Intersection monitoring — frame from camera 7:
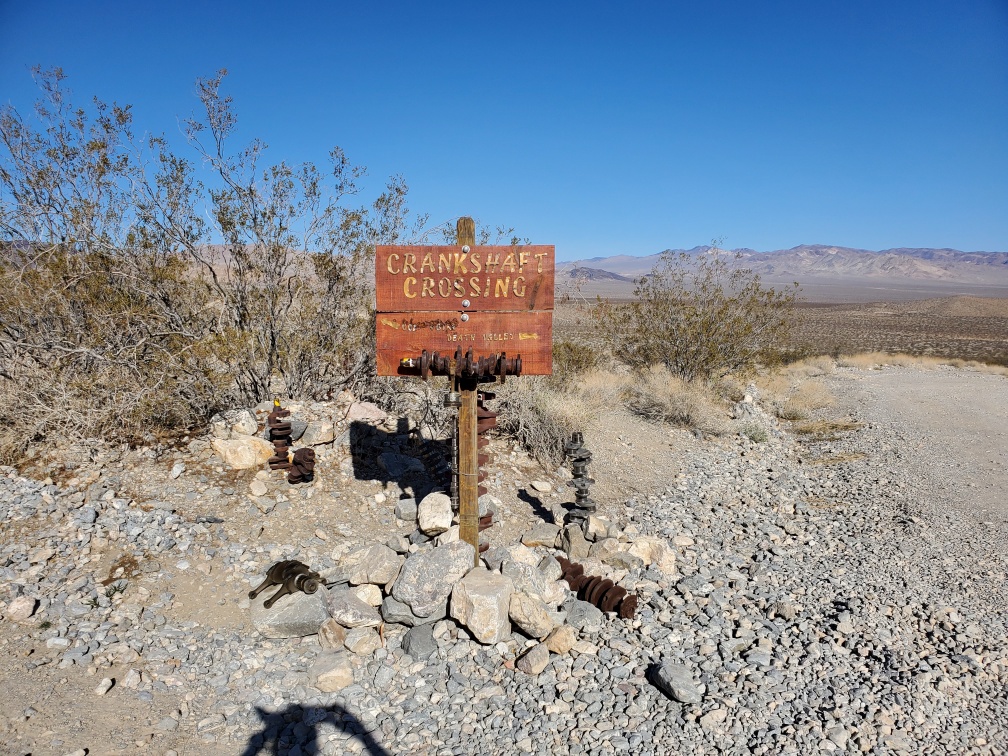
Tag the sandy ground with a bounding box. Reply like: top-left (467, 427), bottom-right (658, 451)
top-left (826, 366), bottom-right (1008, 520)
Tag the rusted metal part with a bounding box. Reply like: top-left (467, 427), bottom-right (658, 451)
top-left (564, 432), bottom-right (597, 530)
top-left (556, 556), bottom-right (638, 620)
top-left (267, 398), bottom-right (293, 470)
top-left (476, 391), bottom-right (497, 553)
top-left (288, 447), bottom-right (316, 484)
top-left (399, 347), bottom-right (522, 382)
top-left (248, 560), bottom-right (322, 608)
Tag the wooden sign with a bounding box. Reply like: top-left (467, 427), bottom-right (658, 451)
top-left (375, 244), bottom-right (554, 376)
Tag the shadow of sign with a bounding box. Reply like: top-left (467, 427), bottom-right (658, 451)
top-left (240, 703), bottom-right (392, 755)
top-left (347, 420), bottom-right (451, 502)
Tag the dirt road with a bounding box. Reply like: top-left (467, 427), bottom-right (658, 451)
top-left (828, 366), bottom-right (1008, 520)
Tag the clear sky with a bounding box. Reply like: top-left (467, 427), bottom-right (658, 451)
top-left (1, 0), bottom-right (1006, 260)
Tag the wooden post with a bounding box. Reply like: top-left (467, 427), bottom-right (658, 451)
top-left (456, 216), bottom-right (480, 566)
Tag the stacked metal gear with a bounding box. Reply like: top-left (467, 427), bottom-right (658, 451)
top-left (266, 399), bottom-right (293, 471)
top-left (476, 391), bottom-right (497, 553)
top-left (247, 559), bottom-right (322, 608)
top-left (288, 447), bottom-right (315, 484)
top-left (564, 432), bottom-right (596, 529)
top-left (403, 347), bottom-right (522, 382)
top-left (556, 556), bottom-right (638, 619)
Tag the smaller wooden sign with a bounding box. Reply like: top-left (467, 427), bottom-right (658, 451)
top-left (376, 311), bottom-right (553, 376)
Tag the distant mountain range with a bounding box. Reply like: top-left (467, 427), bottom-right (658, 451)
top-left (560, 245), bottom-right (1008, 303)
top-left (566, 245), bottom-right (1008, 282)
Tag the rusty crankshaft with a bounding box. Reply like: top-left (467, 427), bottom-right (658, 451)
top-left (556, 555), bottom-right (638, 619)
top-left (248, 560), bottom-right (321, 608)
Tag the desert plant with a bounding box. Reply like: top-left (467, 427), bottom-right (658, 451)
top-left (622, 364), bottom-right (728, 434)
top-left (739, 422), bottom-right (768, 443)
top-left (0, 68), bottom-right (420, 459)
top-left (601, 245), bottom-right (799, 382)
top-left (0, 68), bottom-right (228, 456)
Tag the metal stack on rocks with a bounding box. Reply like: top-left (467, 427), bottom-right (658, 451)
top-left (266, 398), bottom-right (293, 471)
top-left (564, 432), bottom-right (596, 530)
top-left (556, 555), bottom-right (638, 619)
top-left (476, 391), bottom-right (497, 553)
top-left (287, 447), bottom-right (315, 484)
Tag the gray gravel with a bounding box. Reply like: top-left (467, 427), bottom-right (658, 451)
top-left (1, 366), bottom-right (1006, 755)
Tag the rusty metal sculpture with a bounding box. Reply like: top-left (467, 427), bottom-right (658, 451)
top-left (288, 447), bottom-right (315, 484)
top-left (248, 560), bottom-right (322, 608)
top-left (564, 432), bottom-right (596, 530)
top-left (556, 555), bottom-right (638, 619)
top-left (267, 398), bottom-right (293, 471)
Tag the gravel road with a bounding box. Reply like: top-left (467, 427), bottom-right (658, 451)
top-left (828, 366), bottom-right (1008, 520)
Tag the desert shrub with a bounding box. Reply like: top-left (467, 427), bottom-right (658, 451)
top-left (494, 376), bottom-right (590, 465)
top-left (0, 68), bottom-right (418, 460)
top-left (739, 422), bottom-right (768, 443)
top-left (600, 246), bottom-right (799, 383)
top-left (622, 365), bottom-right (728, 435)
top-left (551, 339), bottom-right (603, 385)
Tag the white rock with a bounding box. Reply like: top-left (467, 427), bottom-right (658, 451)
top-left (434, 525), bottom-right (460, 546)
top-left (327, 589), bottom-right (382, 628)
top-left (392, 541), bottom-right (476, 618)
top-left (587, 516), bottom-right (611, 541)
top-left (340, 543), bottom-right (404, 587)
top-left (94, 677), bottom-right (114, 696)
top-left (530, 480), bottom-right (553, 493)
top-left (311, 652), bottom-right (355, 692)
top-left (169, 461), bottom-right (186, 479)
top-left (7, 595), bottom-right (37, 621)
top-left (351, 584), bottom-right (383, 607)
top-left (211, 437), bottom-right (274, 469)
top-left (628, 536), bottom-right (677, 573)
top-left (418, 492), bottom-right (453, 535)
top-left (344, 626), bottom-right (382, 655)
top-left (249, 480), bottom-right (268, 497)
top-left (509, 591), bottom-right (558, 639)
top-left (301, 420), bottom-right (336, 446)
top-left (450, 568), bottom-right (514, 645)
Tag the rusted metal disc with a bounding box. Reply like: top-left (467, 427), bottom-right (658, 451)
top-left (589, 578), bottom-right (614, 605)
top-left (568, 574), bottom-right (588, 592)
top-left (600, 585), bottom-right (627, 613)
top-left (618, 594), bottom-right (638, 619)
top-left (578, 576), bottom-right (601, 601)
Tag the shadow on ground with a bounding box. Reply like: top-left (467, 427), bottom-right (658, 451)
top-left (240, 703), bottom-right (391, 756)
top-left (347, 419), bottom-right (451, 500)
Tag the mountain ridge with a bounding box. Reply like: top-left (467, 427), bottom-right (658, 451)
top-left (564, 245), bottom-right (1008, 283)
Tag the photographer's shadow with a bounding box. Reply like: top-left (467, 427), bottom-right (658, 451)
top-left (240, 703), bottom-right (391, 756)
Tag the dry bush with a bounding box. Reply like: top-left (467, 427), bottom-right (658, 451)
top-left (622, 365), bottom-right (728, 435)
top-left (600, 246), bottom-right (800, 382)
top-left (0, 69), bottom-right (421, 460)
top-left (494, 376), bottom-right (592, 465)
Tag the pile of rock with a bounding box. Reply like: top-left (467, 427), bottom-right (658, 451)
top-left (248, 491), bottom-right (678, 688)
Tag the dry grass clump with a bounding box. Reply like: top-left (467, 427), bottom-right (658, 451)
top-left (756, 364), bottom-right (836, 422)
top-left (622, 365), bottom-right (729, 435)
top-left (837, 352), bottom-right (1008, 375)
top-left (793, 419), bottom-right (864, 441)
top-left (496, 363), bottom-right (733, 463)
top-left (806, 452), bottom-right (867, 466)
top-left (494, 376), bottom-right (594, 466)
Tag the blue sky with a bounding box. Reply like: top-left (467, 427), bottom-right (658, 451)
top-left (1, 0), bottom-right (1006, 260)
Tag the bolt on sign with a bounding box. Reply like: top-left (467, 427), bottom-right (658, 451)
top-left (375, 243), bottom-right (555, 375)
